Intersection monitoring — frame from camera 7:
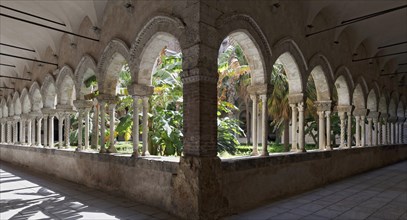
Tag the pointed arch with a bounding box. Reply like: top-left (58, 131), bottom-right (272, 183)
top-left (56, 65), bottom-right (76, 105)
top-left (272, 37), bottom-right (307, 95)
top-left (366, 89), bottom-right (378, 112)
top-left (7, 95), bottom-right (14, 116)
top-left (13, 91), bottom-right (22, 115)
top-left (1, 97), bottom-right (8, 118)
top-left (20, 88), bottom-right (31, 114)
top-left (378, 90), bottom-right (388, 115)
top-left (216, 13), bottom-right (272, 85)
top-left (129, 14), bottom-right (186, 85)
top-left (41, 74), bottom-right (57, 109)
top-left (397, 100), bottom-right (405, 118)
top-left (307, 53), bottom-right (334, 101)
top-left (97, 39), bottom-right (130, 95)
top-left (353, 84), bottom-right (366, 109)
top-left (75, 55), bottom-right (98, 100)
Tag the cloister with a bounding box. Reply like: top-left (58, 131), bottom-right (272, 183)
top-left (0, 1), bottom-right (406, 219)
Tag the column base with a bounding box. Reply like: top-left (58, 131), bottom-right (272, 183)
top-left (107, 145), bottom-right (117, 153)
top-left (251, 150), bottom-right (259, 156)
top-left (75, 147), bottom-right (82, 152)
top-left (261, 151), bottom-right (269, 156)
top-left (99, 147), bottom-right (107, 153)
top-left (131, 151), bottom-right (139, 158)
top-left (326, 146), bottom-right (333, 150)
top-left (30, 144), bottom-right (36, 147)
top-left (142, 151), bottom-right (150, 156)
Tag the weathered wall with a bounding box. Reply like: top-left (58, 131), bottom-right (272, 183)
top-left (0, 144), bottom-right (178, 213)
top-left (221, 145), bottom-right (407, 216)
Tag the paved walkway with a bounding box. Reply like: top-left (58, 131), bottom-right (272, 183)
top-left (0, 161), bottom-right (175, 220)
top-left (227, 161), bottom-right (407, 220)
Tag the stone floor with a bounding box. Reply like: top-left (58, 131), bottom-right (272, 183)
top-left (0, 161), bottom-right (175, 220)
top-left (227, 160), bottom-right (407, 220)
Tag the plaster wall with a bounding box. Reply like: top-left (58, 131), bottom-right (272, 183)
top-left (0, 144), bottom-right (178, 213)
top-left (221, 145), bottom-right (407, 215)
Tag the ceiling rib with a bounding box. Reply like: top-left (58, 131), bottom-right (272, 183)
top-left (378, 41), bottom-right (407, 49)
top-left (0, 63), bottom-right (16, 68)
top-left (352, 51), bottom-right (407, 62)
top-left (0, 42), bottom-right (35, 52)
top-left (0, 52), bottom-right (58, 66)
top-left (0, 75), bottom-right (31, 81)
top-left (0, 5), bottom-right (66, 26)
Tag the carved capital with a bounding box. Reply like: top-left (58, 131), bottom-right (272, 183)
top-left (353, 108), bottom-right (368, 117)
top-left (288, 93), bottom-right (304, 104)
top-left (127, 83), bottom-right (154, 96)
top-left (314, 101), bottom-right (332, 111)
top-left (247, 84), bottom-right (270, 95)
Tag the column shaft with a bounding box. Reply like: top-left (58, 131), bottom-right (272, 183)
top-left (361, 116), bottom-right (365, 147)
top-left (43, 116), bottom-right (48, 147)
top-left (326, 111), bottom-right (332, 150)
top-left (318, 111), bottom-right (325, 150)
top-left (49, 116), bottom-right (54, 148)
top-left (347, 112), bottom-right (352, 148)
top-left (355, 116), bottom-right (360, 147)
top-left (132, 96), bottom-right (140, 157)
top-left (142, 97), bottom-right (150, 156)
top-left (37, 117), bottom-right (42, 146)
top-left (27, 119), bottom-right (32, 146)
top-left (58, 115), bottom-right (64, 149)
top-left (19, 119), bottom-right (23, 144)
top-left (298, 102), bottom-right (305, 152)
top-left (77, 111), bottom-right (83, 150)
top-left (260, 95), bottom-right (268, 156)
top-left (339, 112), bottom-right (346, 148)
top-left (108, 104), bottom-right (117, 153)
top-left (31, 119), bottom-right (35, 146)
top-left (251, 95), bottom-right (258, 155)
top-left (367, 118), bottom-right (372, 146)
top-left (84, 110), bottom-right (90, 149)
top-left (65, 114), bottom-right (70, 147)
top-left (290, 103), bottom-right (298, 152)
top-left (100, 102), bottom-right (106, 153)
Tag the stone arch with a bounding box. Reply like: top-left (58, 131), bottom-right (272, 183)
top-left (272, 37), bottom-right (307, 95)
top-left (13, 92), bottom-right (22, 116)
top-left (56, 65), bottom-right (76, 106)
top-left (353, 84), bottom-right (366, 109)
top-left (97, 39), bottom-right (130, 95)
top-left (75, 55), bottom-right (98, 100)
top-left (367, 89), bottom-right (378, 112)
top-left (389, 98), bottom-right (397, 118)
top-left (129, 14), bottom-right (186, 85)
top-left (1, 98), bottom-right (7, 118)
top-left (41, 74), bottom-right (57, 109)
top-left (334, 74), bottom-right (351, 106)
top-left (7, 95), bottom-right (14, 116)
top-left (378, 91), bottom-right (388, 115)
top-left (307, 53), bottom-right (334, 101)
top-left (216, 13), bottom-right (272, 85)
top-left (397, 100), bottom-right (404, 118)
top-left (29, 82), bottom-right (43, 112)
top-left (20, 88), bottom-right (31, 114)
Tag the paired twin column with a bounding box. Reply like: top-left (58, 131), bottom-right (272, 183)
top-left (250, 93), bottom-right (269, 156)
top-left (315, 101), bottom-right (332, 150)
top-left (290, 102), bottom-right (305, 152)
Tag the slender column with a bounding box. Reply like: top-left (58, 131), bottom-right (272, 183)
top-left (373, 118), bottom-right (379, 146)
top-left (19, 119), bottom-right (23, 144)
top-left (84, 110), bottom-right (90, 149)
top-left (325, 111), bottom-right (332, 150)
top-left (13, 120), bottom-right (17, 144)
top-left (65, 114), bottom-right (70, 148)
top-left (142, 97), bottom-right (150, 156)
top-left (58, 113), bottom-right (64, 149)
top-left (399, 123), bottom-right (403, 144)
top-left (318, 111), bottom-right (325, 150)
top-left (132, 96), bottom-right (140, 157)
top-left (49, 115), bottom-right (54, 148)
top-left (99, 101), bottom-right (106, 153)
top-left (0, 122), bottom-right (4, 143)
top-left (27, 119), bottom-right (32, 146)
top-left (43, 115), bottom-right (48, 147)
top-left (383, 120), bottom-right (387, 145)
top-left (298, 102), bottom-right (305, 152)
top-left (355, 116), bottom-right (360, 147)
top-left (36, 117), bottom-right (42, 147)
top-left (91, 101), bottom-right (99, 148)
top-left (290, 103), bottom-right (298, 152)
top-left (77, 111), bottom-right (83, 151)
top-left (260, 94), bottom-right (268, 156)
top-left (367, 118), bottom-right (372, 146)
top-left (250, 94), bottom-right (258, 155)
top-left (108, 103), bottom-right (117, 153)
top-left (7, 121), bottom-right (11, 143)
top-left (31, 117), bottom-right (37, 146)
top-left (397, 123), bottom-right (401, 144)
top-left (347, 111), bottom-right (352, 148)
top-left (339, 111), bottom-right (346, 148)
top-left (390, 123), bottom-right (394, 144)
top-left (361, 116), bottom-right (366, 147)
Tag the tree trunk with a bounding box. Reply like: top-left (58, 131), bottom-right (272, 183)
top-left (284, 119), bottom-right (289, 152)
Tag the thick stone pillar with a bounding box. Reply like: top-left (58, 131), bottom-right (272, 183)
top-left (142, 96), bottom-right (150, 156)
top-left (260, 94), bottom-right (268, 156)
top-left (58, 113), bottom-right (65, 149)
top-left (250, 94), bottom-right (258, 155)
top-left (64, 114), bottom-right (70, 148)
top-left (36, 116), bottom-right (42, 147)
top-left (43, 115), bottom-right (48, 147)
top-left (318, 111), bottom-right (325, 150)
top-left (77, 110), bottom-right (83, 151)
top-left (361, 116), bottom-right (365, 147)
top-left (49, 115), bottom-right (54, 148)
top-left (84, 110), bottom-right (90, 149)
top-left (99, 101), bottom-right (106, 153)
top-left (355, 116), bottom-right (360, 147)
top-left (132, 96), bottom-right (140, 157)
top-left (27, 119), bottom-right (32, 146)
top-left (298, 102), bottom-right (305, 152)
top-left (325, 111), bottom-right (332, 150)
top-left (367, 118), bottom-right (372, 146)
top-left (338, 111), bottom-right (346, 148)
top-left (107, 103), bottom-right (117, 153)
top-left (347, 111), bottom-right (352, 147)
top-left (290, 103), bottom-right (298, 152)
top-left (91, 100), bottom-right (99, 148)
